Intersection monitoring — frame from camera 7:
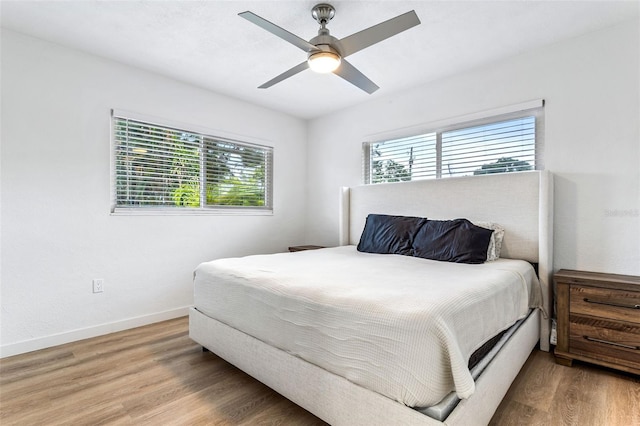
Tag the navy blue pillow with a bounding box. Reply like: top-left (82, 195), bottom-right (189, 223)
top-left (412, 219), bottom-right (494, 264)
top-left (357, 214), bottom-right (427, 255)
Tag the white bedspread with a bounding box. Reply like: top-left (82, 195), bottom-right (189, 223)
top-left (193, 245), bottom-right (541, 407)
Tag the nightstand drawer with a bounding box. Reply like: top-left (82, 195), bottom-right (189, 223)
top-left (569, 317), bottom-right (640, 369)
top-left (570, 286), bottom-right (640, 324)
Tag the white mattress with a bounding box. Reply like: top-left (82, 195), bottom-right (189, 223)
top-left (193, 245), bottom-right (542, 407)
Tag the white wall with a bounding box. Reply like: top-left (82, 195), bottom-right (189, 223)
top-left (0, 30), bottom-right (308, 356)
top-left (2, 18), bottom-right (639, 358)
top-left (306, 19), bottom-right (640, 276)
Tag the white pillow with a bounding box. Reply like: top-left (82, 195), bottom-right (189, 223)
top-left (474, 222), bottom-right (505, 261)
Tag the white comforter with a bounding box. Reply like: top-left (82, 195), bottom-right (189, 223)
top-left (193, 245), bottom-right (541, 407)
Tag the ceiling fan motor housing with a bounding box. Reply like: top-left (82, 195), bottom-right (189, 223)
top-left (308, 27), bottom-right (342, 73)
top-left (309, 30), bottom-right (343, 57)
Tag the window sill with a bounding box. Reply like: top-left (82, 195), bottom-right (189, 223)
top-left (110, 207), bottom-right (273, 216)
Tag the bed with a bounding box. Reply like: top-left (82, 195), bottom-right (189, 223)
top-left (189, 170), bottom-right (553, 425)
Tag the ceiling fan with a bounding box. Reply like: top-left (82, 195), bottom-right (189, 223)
top-left (239, 3), bottom-right (420, 94)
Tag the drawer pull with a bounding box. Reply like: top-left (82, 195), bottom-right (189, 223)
top-left (583, 336), bottom-right (640, 350)
top-left (583, 297), bottom-right (640, 310)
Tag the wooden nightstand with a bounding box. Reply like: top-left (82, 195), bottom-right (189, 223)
top-left (288, 245), bottom-right (325, 252)
top-left (554, 269), bottom-right (640, 375)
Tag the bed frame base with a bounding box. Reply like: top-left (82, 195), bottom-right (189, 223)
top-left (190, 307), bottom-right (540, 425)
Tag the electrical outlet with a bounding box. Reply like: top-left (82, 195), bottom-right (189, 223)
top-left (93, 279), bottom-right (104, 293)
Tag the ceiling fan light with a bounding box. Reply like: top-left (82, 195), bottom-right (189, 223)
top-left (308, 51), bottom-right (341, 73)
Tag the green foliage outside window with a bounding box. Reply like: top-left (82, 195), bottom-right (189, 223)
top-left (371, 159), bottom-right (411, 183)
top-left (370, 143), bottom-right (413, 183)
top-left (473, 157), bottom-right (533, 175)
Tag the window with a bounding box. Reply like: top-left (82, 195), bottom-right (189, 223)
top-left (363, 103), bottom-right (543, 184)
top-left (112, 111), bottom-right (273, 213)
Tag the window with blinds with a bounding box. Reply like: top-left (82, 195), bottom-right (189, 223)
top-left (363, 107), bottom-right (542, 184)
top-left (112, 112), bottom-right (273, 213)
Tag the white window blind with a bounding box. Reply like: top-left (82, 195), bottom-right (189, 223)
top-left (113, 112), bottom-right (273, 213)
top-left (441, 116), bottom-right (535, 177)
top-left (365, 133), bottom-right (437, 183)
top-left (363, 104), bottom-right (542, 184)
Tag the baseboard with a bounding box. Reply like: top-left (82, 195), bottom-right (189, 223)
top-left (0, 306), bottom-right (191, 358)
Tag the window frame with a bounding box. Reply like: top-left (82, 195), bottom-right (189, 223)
top-left (110, 109), bottom-right (274, 216)
top-left (363, 100), bottom-right (544, 184)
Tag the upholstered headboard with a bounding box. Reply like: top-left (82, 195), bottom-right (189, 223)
top-left (338, 170), bottom-right (554, 350)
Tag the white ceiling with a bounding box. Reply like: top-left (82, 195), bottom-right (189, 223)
top-left (1, 1), bottom-right (638, 119)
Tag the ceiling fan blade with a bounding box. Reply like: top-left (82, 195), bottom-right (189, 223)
top-left (258, 61), bottom-right (310, 89)
top-left (239, 11), bottom-right (318, 53)
top-left (338, 10), bottom-right (420, 58)
top-left (333, 59), bottom-right (379, 94)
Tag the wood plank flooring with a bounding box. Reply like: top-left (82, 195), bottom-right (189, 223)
top-left (490, 340), bottom-right (640, 426)
top-left (1, 317), bottom-right (638, 425)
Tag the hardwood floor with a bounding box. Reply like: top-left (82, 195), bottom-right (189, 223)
top-left (1, 317), bottom-right (638, 425)
top-left (490, 344), bottom-right (640, 426)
